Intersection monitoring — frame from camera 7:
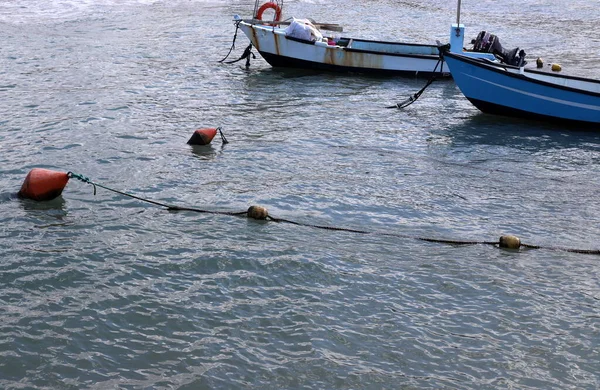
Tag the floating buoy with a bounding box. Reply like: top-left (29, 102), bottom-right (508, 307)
top-left (551, 63), bottom-right (562, 72)
top-left (247, 205), bottom-right (268, 220)
top-left (536, 57), bottom-right (544, 68)
top-left (499, 235), bottom-right (521, 249)
top-left (18, 168), bottom-right (69, 201)
top-left (187, 128), bottom-right (217, 145)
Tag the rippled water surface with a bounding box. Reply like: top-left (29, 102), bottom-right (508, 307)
top-left (1, 0), bottom-right (600, 388)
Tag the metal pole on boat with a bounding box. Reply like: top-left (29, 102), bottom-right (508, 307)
top-left (455, 0), bottom-right (461, 36)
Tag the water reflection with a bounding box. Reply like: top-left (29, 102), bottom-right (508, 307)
top-left (434, 114), bottom-right (600, 151)
top-left (18, 195), bottom-right (67, 212)
top-left (0, 191), bottom-right (19, 203)
top-left (15, 194), bottom-right (69, 226)
top-left (189, 144), bottom-right (222, 160)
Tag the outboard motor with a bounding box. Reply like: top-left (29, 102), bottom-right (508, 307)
top-left (471, 31), bottom-right (527, 67)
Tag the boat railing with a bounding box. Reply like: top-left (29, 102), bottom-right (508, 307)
top-left (242, 18), bottom-right (343, 32)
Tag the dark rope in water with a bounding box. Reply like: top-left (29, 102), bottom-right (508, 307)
top-left (66, 172), bottom-right (600, 256)
top-left (218, 20), bottom-right (242, 63)
top-left (223, 44), bottom-right (256, 67)
top-left (387, 57), bottom-right (443, 109)
top-left (217, 19), bottom-right (255, 67)
top-left (218, 127), bottom-right (229, 144)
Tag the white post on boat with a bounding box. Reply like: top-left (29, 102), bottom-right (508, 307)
top-left (450, 0), bottom-right (465, 53)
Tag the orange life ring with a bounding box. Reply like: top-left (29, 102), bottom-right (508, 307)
top-left (255, 2), bottom-right (282, 23)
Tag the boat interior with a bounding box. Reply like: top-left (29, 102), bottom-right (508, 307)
top-left (486, 60), bottom-right (600, 94)
top-left (243, 20), bottom-right (441, 56)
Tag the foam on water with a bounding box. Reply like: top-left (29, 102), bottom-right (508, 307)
top-left (0, 0), bottom-right (219, 24)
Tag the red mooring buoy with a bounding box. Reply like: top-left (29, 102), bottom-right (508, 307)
top-left (187, 128), bottom-right (218, 145)
top-left (18, 168), bottom-right (70, 201)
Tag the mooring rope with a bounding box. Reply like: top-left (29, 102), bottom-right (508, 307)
top-left (218, 18), bottom-right (255, 67)
top-left (218, 127), bottom-right (229, 144)
top-left (387, 57), bottom-right (443, 109)
top-left (66, 172), bottom-right (600, 256)
top-left (224, 44), bottom-right (256, 67)
top-left (67, 172), bottom-right (244, 216)
top-left (218, 20), bottom-right (242, 63)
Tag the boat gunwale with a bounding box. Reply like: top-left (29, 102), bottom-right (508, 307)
top-left (343, 46), bottom-right (440, 60)
top-left (334, 37), bottom-right (443, 50)
top-left (241, 21), bottom-right (444, 51)
top-left (282, 35), bottom-right (441, 60)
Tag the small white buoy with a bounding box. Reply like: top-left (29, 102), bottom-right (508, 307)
top-left (499, 235), bottom-right (521, 249)
top-left (247, 205), bottom-right (268, 220)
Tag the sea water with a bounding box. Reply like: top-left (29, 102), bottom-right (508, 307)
top-left (1, 0), bottom-right (599, 388)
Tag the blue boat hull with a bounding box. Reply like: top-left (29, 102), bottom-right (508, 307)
top-left (444, 52), bottom-right (600, 127)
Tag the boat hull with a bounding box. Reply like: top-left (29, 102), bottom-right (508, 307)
top-left (444, 52), bottom-right (600, 127)
top-left (238, 22), bottom-right (449, 77)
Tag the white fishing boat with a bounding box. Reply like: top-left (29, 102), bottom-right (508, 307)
top-left (229, 0), bottom-right (502, 77)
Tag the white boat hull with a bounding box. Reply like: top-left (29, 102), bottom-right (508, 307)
top-left (238, 21), bottom-right (450, 77)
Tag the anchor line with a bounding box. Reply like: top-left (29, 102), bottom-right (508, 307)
top-left (66, 172), bottom-right (600, 256)
top-left (218, 19), bottom-right (255, 67)
top-left (224, 43), bottom-right (256, 67)
top-left (218, 127), bottom-right (229, 144)
top-left (218, 20), bottom-right (242, 63)
top-left (387, 57), bottom-right (443, 109)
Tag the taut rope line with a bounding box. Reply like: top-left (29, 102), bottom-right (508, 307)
top-left (67, 172), bottom-right (600, 256)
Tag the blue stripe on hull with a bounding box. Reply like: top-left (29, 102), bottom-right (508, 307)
top-left (259, 51), bottom-right (450, 78)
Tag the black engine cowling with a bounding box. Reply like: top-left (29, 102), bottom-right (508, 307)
top-left (471, 31), bottom-right (527, 67)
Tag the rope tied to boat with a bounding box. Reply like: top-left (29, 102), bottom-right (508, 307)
top-left (65, 172), bottom-right (600, 256)
top-left (218, 20), bottom-right (242, 63)
top-left (387, 56), bottom-right (443, 109)
top-left (224, 44), bottom-right (256, 67)
top-left (219, 17), bottom-right (255, 67)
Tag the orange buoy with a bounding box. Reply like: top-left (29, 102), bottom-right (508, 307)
top-left (18, 168), bottom-right (69, 201)
top-left (187, 128), bottom-right (217, 145)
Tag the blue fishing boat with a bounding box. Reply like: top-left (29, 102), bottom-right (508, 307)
top-left (442, 50), bottom-right (600, 127)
